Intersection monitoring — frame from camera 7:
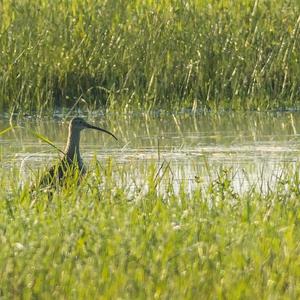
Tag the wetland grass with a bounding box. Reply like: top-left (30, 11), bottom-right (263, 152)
top-left (0, 0), bottom-right (299, 114)
top-left (1, 0), bottom-right (300, 297)
top-left (0, 160), bottom-right (300, 298)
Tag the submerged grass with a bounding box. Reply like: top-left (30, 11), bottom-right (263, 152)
top-left (0, 0), bottom-right (300, 114)
top-left (1, 160), bottom-right (300, 298)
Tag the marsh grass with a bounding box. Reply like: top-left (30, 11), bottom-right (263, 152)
top-left (0, 0), bottom-right (300, 114)
top-left (1, 159), bottom-right (300, 298)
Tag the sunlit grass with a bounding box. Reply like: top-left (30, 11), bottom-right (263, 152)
top-left (1, 160), bottom-right (300, 298)
top-left (1, 0), bottom-right (300, 297)
top-left (0, 0), bottom-right (299, 114)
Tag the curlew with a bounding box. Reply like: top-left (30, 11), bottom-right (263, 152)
top-left (37, 117), bottom-right (117, 188)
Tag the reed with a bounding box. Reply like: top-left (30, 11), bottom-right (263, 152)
top-left (0, 160), bottom-right (300, 298)
top-left (0, 0), bottom-right (299, 113)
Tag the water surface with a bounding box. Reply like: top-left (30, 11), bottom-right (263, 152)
top-left (1, 111), bottom-right (300, 193)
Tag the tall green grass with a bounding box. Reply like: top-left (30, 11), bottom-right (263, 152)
top-left (0, 0), bottom-right (299, 113)
top-left (1, 160), bottom-right (300, 298)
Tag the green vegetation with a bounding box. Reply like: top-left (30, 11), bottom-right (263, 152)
top-left (1, 0), bottom-right (300, 298)
top-left (0, 161), bottom-right (300, 298)
top-left (0, 0), bottom-right (299, 113)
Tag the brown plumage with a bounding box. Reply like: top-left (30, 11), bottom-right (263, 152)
top-left (37, 117), bottom-right (117, 188)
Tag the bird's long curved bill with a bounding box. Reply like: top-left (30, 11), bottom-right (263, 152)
top-left (86, 123), bottom-right (118, 140)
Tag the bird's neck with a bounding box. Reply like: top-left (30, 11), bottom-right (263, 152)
top-left (64, 128), bottom-right (82, 163)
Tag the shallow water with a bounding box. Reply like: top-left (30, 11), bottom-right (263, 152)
top-left (1, 111), bottom-right (300, 193)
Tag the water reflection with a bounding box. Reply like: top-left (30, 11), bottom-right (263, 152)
top-left (0, 111), bottom-right (299, 193)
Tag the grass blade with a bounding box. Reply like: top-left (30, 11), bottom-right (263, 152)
top-left (30, 131), bottom-right (65, 155)
top-left (0, 126), bottom-right (14, 136)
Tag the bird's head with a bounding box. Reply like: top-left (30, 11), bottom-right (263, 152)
top-left (69, 117), bottom-right (118, 140)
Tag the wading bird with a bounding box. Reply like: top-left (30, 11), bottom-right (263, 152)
top-left (37, 117), bottom-right (117, 188)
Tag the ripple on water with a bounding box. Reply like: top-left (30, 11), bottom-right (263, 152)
top-left (1, 111), bottom-right (300, 194)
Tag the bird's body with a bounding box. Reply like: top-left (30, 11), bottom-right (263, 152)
top-left (37, 117), bottom-right (117, 188)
